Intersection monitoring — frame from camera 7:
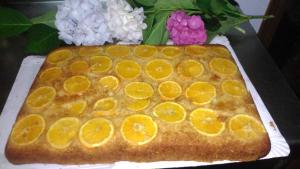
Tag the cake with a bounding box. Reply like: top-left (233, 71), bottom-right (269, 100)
top-left (5, 45), bottom-right (270, 164)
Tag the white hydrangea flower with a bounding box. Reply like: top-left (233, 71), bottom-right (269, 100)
top-left (55, 0), bottom-right (112, 46)
top-left (105, 0), bottom-right (147, 44)
top-left (55, 0), bottom-right (146, 45)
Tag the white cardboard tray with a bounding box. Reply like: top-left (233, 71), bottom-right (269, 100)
top-left (0, 36), bottom-right (290, 169)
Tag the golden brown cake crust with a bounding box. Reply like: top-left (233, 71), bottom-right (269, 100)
top-left (5, 44), bottom-right (271, 164)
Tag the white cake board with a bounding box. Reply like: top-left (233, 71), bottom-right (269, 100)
top-left (0, 36), bottom-right (290, 169)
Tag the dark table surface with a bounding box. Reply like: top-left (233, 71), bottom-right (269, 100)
top-left (1, 1), bottom-right (300, 169)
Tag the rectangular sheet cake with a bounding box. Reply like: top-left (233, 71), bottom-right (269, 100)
top-left (5, 45), bottom-right (270, 164)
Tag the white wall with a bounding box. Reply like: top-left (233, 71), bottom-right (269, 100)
top-left (236, 0), bottom-right (270, 32)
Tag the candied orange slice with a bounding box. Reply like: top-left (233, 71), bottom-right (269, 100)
top-left (63, 75), bottom-right (91, 94)
top-left (186, 82), bottom-right (216, 105)
top-left (210, 46), bottom-right (231, 57)
top-left (125, 82), bottom-right (154, 99)
top-left (89, 55), bottom-right (108, 65)
top-left (185, 45), bottom-right (207, 56)
top-left (177, 59), bottom-right (204, 78)
top-left (10, 114), bottom-right (45, 145)
top-left (190, 108), bottom-right (225, 136)
top-left (78, 46), bottom-right (102, 57)
top-left (26, 86), bottom-right (56, 108)
top-left (121, 114), bottom-right (157, 145)
top-left (39, 67), bottom-right (62, 82)
top-left (209, 58), bottom-right (237, 75)
top-left (115, 60), bottom-right (141, 79)
top-left (158, 81), bottom-right (182, 100)
top-left (153, 102), bottom-right (186, 123)
top-left (229, 114), bottom-right (266, 140)
top-left (69, 60), bottom-right (89, 74)
top-left (222, 80), bottom-right (247, 96)
top-left (93, 97), bottom-right (117, 111)
top-left (161, 46), bottom-right (182, 58)
top-left (134, 45), bottom-right (157, 58)
top-left (97, 76), bottom-right (119, 91)
top-left (47, 117), bottom-right (80, 149)
top-left (79, 118), bottom-right (114, 148)
top-left (92, 97), bottom-right (117, 116)
top-left (145, 59), bottom-right (173, 80)
top-left (63, 100), bottom-right (87, 115)
top-left (90, 56), bottom-right (112, 73)
top-left (127, 99), bottom-right (150, 111)
top-left (106, 45), bottom-right (130, 57)
top-left (47, 49), bottom-right (72, 65)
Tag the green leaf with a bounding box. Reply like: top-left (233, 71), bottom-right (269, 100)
top-left (154, 0), bottom-right (198, 10)
top-left (143, 13), bottom-right (155, 41)
top-left (207, 30), bottom-right (218, 42)
top-left (0, 7), bottom-right (32, 37)
top-left (203, 16), bottom-right (221, 32)
top-left (143, 11), bottom-right (170, 44)
top-left (218, 16), bottom-right (248, 34)
top-left (161, 29), bottom-right (169, 44)
top-left (31, 10), bottom-right (56, 29)
top-left (209, 0), bottom-right (225, 14)
top-left (206, 15), bottom-right (248, 42)
top-left (195, 0), bottom-right (239, 15)
top-left (195, 0), bottom-right (211, 13)
top-left (25, 24), bottom-right (61, 54)
top-left (135, 0), bottom-right (157, 7)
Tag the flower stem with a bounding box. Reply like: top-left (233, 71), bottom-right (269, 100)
top-left (248, 15), bottom-right (274, 20)
top-left (144, 8), bottom-right (202, 14)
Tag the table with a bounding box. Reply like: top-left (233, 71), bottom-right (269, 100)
top-left (1, 1), bottom-right (300, 168)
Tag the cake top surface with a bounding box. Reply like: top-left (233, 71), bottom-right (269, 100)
top-left (6, 45), bottom-right (269, 164)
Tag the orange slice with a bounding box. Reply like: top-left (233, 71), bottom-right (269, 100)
top-left (79, 118), bottom-right (114, 148)
top-left (63, 75), bottom-right (91, 94)
top-left (106, 45), bottom-right (130, 57)
top-left (185, 45), bottom-right (207, 56)
top-left (89, 55), bottom-right (108, 65)
top-left (93, 97), bottom-right (117, 111)
top-left (127, 99), bottom-right (150, 111)
top-left (115, 60), bottom-right (141, 79)
top-left (222, 80), bottom-right (247, 96)
top-left (185, 82), bottom-right (216, 105)
top-left (90, 56), bottom-right (112, 73)
top-left (158, 81), bottom-right (182, 100)
top-left (63, 100), bottom-right (87, 115)
top-left (125, 82), bottom-right (154, 99)
top-left (153, 102), bottom-right (186, 123)
top-left (209, 46), bottom-right (231, 57)
top-left (92, 97), bottom-right (117, 116)
top-left (78, 46), bottom-right (102, 57)
top-left (10, 114), bottom-right (45, 145)
top-left (121, 114), bottom-right (157, 145)
top-left (97, 76), bottom-right (119, 91)
top-left (145, 59), bottom-right (173, 80)
top-left (69, 60), bottom-right (89, 74)
top-left (134, 45), bottom-right (157, 58)
top-left (47, 117), bottom-right (80, 149)
top-left (39, 67), bottom-right (62, 82)
top-left (190, 108), bottom-right (225, 136)
top-left (209, 58), bottom-right (237, 75)
top-left (47, 49), bottom-right (72, 65)
top-left (177, 60), bottom-right (204, 78)
top-left (229, 114), bottom-right (266, 141)
top-left (161, 46), bottom-right (182, 58)
top-left (26, 86), bottom-right (56, 108)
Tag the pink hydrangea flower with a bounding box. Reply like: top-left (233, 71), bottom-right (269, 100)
top-left (166, 11), bottom-right (207, 45)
